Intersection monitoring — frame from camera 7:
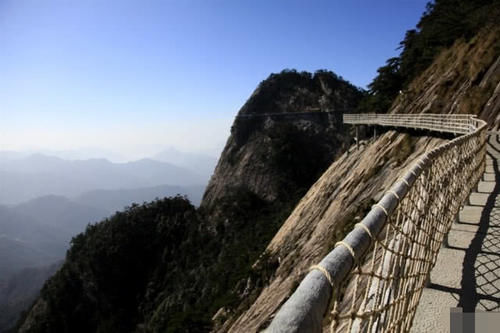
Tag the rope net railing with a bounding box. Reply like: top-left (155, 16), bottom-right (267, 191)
top-left (267, 114), bottom-right (488, 333)
top-left (329, 119), bottom-right (486, 332)
top-left (343, 113), bottom-right (477, 134)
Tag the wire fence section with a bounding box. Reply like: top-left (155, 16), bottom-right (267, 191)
top-left (267, 114), bottom-right (487, 333)
top-left (343, 113), bottom-right (477, 134)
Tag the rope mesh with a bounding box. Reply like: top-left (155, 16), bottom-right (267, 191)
top-left (327, 115), bottom-right (487, 332)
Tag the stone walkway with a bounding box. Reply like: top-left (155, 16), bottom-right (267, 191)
top-left (412, 134), bottom-right (500, 332)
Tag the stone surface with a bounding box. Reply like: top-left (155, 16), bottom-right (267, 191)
top-left (459, 206), bottom-right (483, 224)
top-left (478, 181), bottom-right (496, 193)
top-left (447, 228), bottom-right (478, 249)
top-left (484, 173), bottom-right (495, 181)
top-left (412, 289), bottom-right (458, 333)
top-left (469, 192), bottom-right (490, 206)
top-left (412, 135), bottom-right (500, 332)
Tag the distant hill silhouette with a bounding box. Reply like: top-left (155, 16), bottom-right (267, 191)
top-left (12, 195), bottom-right (109, 234)
top-left (0, 197), bottom-right (106, 278)
top-left (0, 262), bottom-right (61, 333)
top-left (74, 184), bottom-right (205, 212)
top-left (153, 147), bottom-right (218, 181)
top-left (0, 154), bottom-right (205, 204)
top-left (0, 185), bottom-right (204, 279)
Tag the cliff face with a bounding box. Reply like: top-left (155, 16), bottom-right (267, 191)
top-left (196, 71), bottom-right (362, 331)
top-left (202, 112), bottom-right (343, 208)
top-left (202, 70), bottom-right (362, 209)
top-left (222, 27), bottom-right (500, 332)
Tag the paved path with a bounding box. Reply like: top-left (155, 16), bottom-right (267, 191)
top-left (412, 134), bottom-right (500, 332)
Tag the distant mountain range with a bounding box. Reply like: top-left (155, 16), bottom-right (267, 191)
top-left (0, 197), bottom-right (106, 277)
top-left (0, 151), bottom-right (208, 277)
top-left (0, 185), bottom-right (205, 278)
top-left (74, 184), bottom-right (204, 213)
top-left (152, 147), bottom-right (218, 181)
top-left (0, 153), bottom-right (208, 205)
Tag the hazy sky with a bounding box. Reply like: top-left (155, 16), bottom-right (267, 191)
top-left (0, 0), bottom-right (428, 160)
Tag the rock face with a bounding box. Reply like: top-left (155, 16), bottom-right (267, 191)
top-left (202, 70), bottom-right (363, 210)
top-left (218, 132), bottom-right (445, 332)
top-left (197, 70), bottom-right (363, 330)
top-left (390, 27), bottom-right (500, 128)
top-left (220, 27), bottom-right (500, 333)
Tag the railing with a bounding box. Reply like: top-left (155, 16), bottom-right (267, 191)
top-left (343, 113), bottom-right (479, 134)
top-left (267, 114), bottom-right (488, 332)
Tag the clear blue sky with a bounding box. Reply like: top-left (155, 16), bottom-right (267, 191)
top-left (0, 0), bottom-right (428, 160)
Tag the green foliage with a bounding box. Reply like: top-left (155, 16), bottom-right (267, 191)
top-left (359, 57), bottom-right (403, 113)
top-left (19, 190), bottom-right (299, 333)
top-left (361, 0), bottom-right (500, 113)
top-left (19, 197), bottom-right (200, 333)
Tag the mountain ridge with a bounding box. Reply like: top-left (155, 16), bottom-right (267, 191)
top-left (0, 154), bottom-right (205, 204)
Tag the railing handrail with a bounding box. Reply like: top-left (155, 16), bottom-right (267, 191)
top-left (343, 113), bottom-right (477, 135)
top-left (267, 113), bottom-right (488, 333)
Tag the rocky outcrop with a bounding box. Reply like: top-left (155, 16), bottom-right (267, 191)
top-left (201, 70), bottom-right (363, 210)
top-left (197, 71), bottom-right (363, 330)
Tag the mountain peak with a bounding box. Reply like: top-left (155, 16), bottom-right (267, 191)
top-left (239, 69), bottom-right (362, 116)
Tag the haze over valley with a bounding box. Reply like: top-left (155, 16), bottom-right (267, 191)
top-left (0, 147), bottom-right (212, 272)
top-left (0, 148), bottom-right (213, 331)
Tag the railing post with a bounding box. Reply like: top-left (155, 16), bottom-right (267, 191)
top-left (442, 230), bottom-right (449, 248)
top-left (356, 125), bottom-right (359, 150)
top-left (425, 272), bottom-right (431, 287)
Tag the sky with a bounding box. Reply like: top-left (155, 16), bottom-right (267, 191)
top-left (0, 0), bottom-right (428, 161)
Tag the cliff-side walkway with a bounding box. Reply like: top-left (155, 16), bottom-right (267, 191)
top-left (412, 133), bottom-right (500, 332)
top-left (268, 114), bottom-right (489, 333)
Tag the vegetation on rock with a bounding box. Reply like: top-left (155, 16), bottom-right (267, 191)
top-left (359, 0), bottom-right (500, 113)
